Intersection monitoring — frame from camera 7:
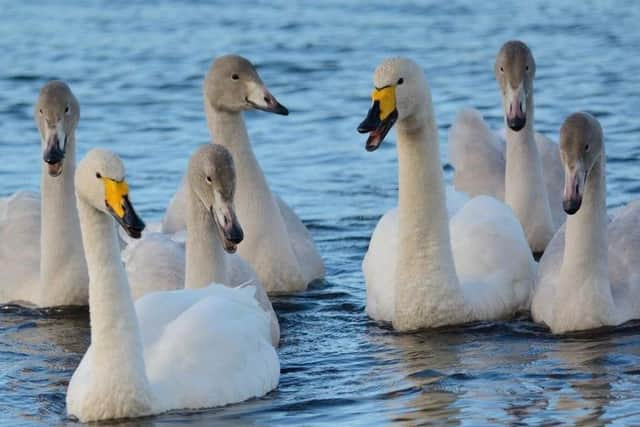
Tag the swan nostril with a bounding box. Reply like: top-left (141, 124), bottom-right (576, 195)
top-left (224, 216), bottom-right (229, 226)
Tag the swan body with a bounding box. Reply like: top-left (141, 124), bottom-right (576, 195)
top-left (449, 41), bottom-right (564, 254)
top-left (124, 145), bottom-right (280, 344)
top-left (162, 55), bottom-right (324, 293)
top-left (531, 113), bottom-right (640, 333)
top-left (67, 149), bottom-right (279, 422)
top-left (358, 58), bottom-right (536, 331)
top-left (0, 81), bottom-right (88, 307)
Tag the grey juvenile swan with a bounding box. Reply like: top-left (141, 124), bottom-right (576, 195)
top-left (449, 40), bottom-right (565, 255)
top-left (162, 55), bottom-right (324, 293)
top-left (532, 113), bottom-right (640, 334)
top-left (0, 81), bottom-right (88, 306)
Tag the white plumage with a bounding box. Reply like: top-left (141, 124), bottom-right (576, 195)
top-left (66, 148), bottom-right (279, 422)
top-left (360, 58), bottom-right (536, 331)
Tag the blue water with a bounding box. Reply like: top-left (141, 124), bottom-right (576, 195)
top-left (1, 0), bottom-right (640, 425)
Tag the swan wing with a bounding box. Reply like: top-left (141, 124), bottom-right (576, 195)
top-left (139, 285), bottom-right (279, 412)
top-left (0, 191), bottom-right (41, 303)
top-left (363, 208), bottom-right (398, 322)
top-left (122, 232), bottom-right (185, 300)
top-left (275, 195), bottom-right (324, 283)
top-left (448, 108), bottom-right (506, 201)
top-left (228, 254), bottom-right (280, 346)
top-left (530, 222), bottom-right (566, 325)
top-left (608, 201), bottom-right (640, 316)
top-left (161, 177), bottom-right (188, 234)
top-left (450, 196), bottom-right (536, 320)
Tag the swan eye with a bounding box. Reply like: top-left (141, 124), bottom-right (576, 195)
top-left (231, 74), bottom-right (239, 80)
top-left (39, 108), bottom-right (43, 115)
top-left (585, 144), bottom-right (590, 152)
top-left (65, 106), bottom-right (70, 114)
top-left (397, 78), bottom-right (404, 85)
top-left (95, 172), bottom-right (102, 179)
top-left (206, 176), bottom-right (212, 184)
top-left (525, 65), bottom-right (529, 71)
top-left (499, 66), bottom-right (504, 72)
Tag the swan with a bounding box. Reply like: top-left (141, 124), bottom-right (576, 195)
top-left (123, 144), bottom-right (280, 345)
top-left (357, 58), bottom-right (536, 331)
top-left (162, 55), bottom-right (324, 293)
top-left (66, 148), bottom-right (279, 422)
top-left (531, 113), bottom-right (640, 334)
top-left (448, 40), bottom-right (565, 255)
top-left (0, 81), bottom-right (88, 306)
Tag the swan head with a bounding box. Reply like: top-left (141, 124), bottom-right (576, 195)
top-left (357, 57), bottom-right (430, 151)
top-left (559, 112), bottom-right (604, 215)
top-left (75, 149), bottom-right (146, 238)
top-left (34, 81), bottom-right (80, 177)
top-left (495, 40), bottom-right (536, 132)
top-left (187, 144), bottom-right (244, 253)
top-left (204, 55), bottom-right (288, 116)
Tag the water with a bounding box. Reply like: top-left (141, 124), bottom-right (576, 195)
top-left (1, 0), bottom-right (640, 425)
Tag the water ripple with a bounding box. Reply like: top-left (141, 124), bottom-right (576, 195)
top-left (1, 0), bottom-right (640, 426)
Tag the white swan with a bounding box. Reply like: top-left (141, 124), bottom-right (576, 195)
top-left (162, 55), bottom-right (324, 293)
top-left (67, 148), bottom-right (278, 423)
top-left (357, 58), bottom-right (536, 331)
top-left (0, 81), bottom-right (88, 306)
top-left (123, 144), bottom-right (280, 345)
top-left (448, 40), bottom-right (565, 255)
top-left (531, 113), bottom-right (640, 334)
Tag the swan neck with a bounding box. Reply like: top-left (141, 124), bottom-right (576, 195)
top-left (562, 156), bottom-right (608, 282)
top-left (76, 197), bottom-right (150, 392)
top-left (396, 112), bottom-right (457, 282)
top-left (504, 101), bottom-right (554, 251)
top-left (204, 102), bottom-right (275, 220)
top-left (185, 187), bottom-right (227, 288)
top-left (203, 100), bottom-right (302, 290)
top-left (393, 107), bottom-right (461, 329)
top-left (39, 133), bottom-right (87, 303)
top-left (205, 103), bottom-right (253, 158)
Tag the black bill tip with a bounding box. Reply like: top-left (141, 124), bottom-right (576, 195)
top-left (507, 116), bottom-right (526, 132)
top-left (358, 101), bottom-right (381, 133)
top-left (273, 102), bottom-right (289, 116)
top-left (359, 105), bottom-right (398, 152)
top-left (563, 198), bottom-right (582, 215)
top-left (110, 196), bottom-right (145, 239)
top-left (43, 135), bottom-right (65, 165)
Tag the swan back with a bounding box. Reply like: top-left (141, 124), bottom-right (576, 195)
top-left (136, 284), bottom-right (279, 413)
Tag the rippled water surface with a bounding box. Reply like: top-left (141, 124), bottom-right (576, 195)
top-left (1, 1), bottom-right (640, 425)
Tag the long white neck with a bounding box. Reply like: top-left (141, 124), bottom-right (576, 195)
top-left (204, 103), bottom-right (274, 216)
top-left (39, 133), bottom-right (88, 306)
top-left (558, 155), bottom-right (612, 319)
top-left (393, 105), bottom-right (467, 331)
top-left (504, 94), bottom-right (554, 253)
top-left (204, 101), bottom-right (303, 290)
top-left (76, 197), bottom-right (152, 403)
top-left (185, 187), bottom-right (228, 288)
